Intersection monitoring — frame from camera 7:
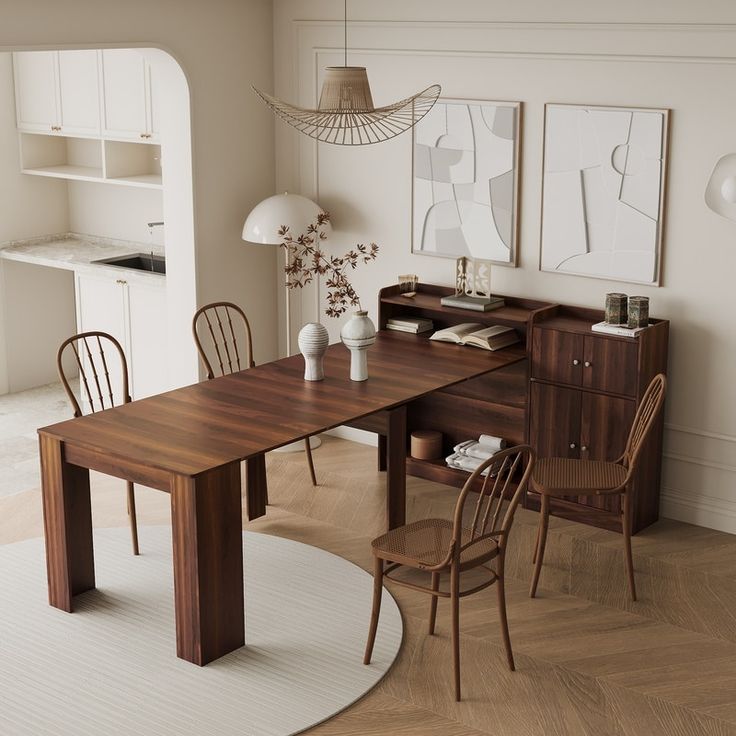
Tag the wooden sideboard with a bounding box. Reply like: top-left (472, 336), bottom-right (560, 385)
top-left (378, 283), bottom-right (669, 534)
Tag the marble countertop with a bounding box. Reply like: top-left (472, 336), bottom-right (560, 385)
top-left (0, 233), bottom-right (166, 284)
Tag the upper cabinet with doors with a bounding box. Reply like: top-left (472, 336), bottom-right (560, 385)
top-left (100, 49), bottom-right (158, 143)
top-left (13, 50), bottom-right (101, 137)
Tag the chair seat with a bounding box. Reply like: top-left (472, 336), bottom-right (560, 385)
top-left (371, 518), bottom-right (499, 569)
top-left (532, 457), bottom-right (627, 495)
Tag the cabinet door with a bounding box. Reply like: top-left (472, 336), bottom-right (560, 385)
top-left (578, 392), bottom-right (636, 512)
top-left (531, 328), bottom-right (583, 387)
top-left (75, 273), bottom-right (128, 410)
top-left (146, 62), bottom-right (160, 143)
top-left (101, 49), bottom-right (148, 141)
top-left (529, 382), bottom-right (582, 459)
top-left (126, 280), bottom-right (168, 399)
top-left (13, 51), bottom-right (59, 132)
top-left (57, 50), bottom-right (100, 137)
top-left (582, 335), bottom-right (638, 397)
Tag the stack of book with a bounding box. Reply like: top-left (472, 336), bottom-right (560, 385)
top-left (385, 316), bottom-right (434, 334)
top-left (591, 321), bottom-right (650, 338)
top-left (439, 293), bottom-right (505, 312)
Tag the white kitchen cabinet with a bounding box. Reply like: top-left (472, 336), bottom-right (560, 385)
top-left (75, 271), bottom-right (168, 402)
top-left (13, 50), bottom-right (100, 137)
top-left (57, 50), bottom-right (101, 137)
top-left (101, 49), bottom-right (158, 143)
top-left (13, 51), bottom-right (59, 133)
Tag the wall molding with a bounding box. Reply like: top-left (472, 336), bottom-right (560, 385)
top-left (665, 422), bottom-right (736, 444)
top-left (661, 487), bottom-right (736, 534)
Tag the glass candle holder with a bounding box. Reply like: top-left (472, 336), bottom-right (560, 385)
top-left (628, 296), bottom-right (650, 328)
top-left (605, 293), bottom-right (628, 325)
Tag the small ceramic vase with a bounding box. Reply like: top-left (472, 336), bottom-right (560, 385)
top-left (297, 322), bottom-right (329, 381)
top-left (340, 310), bottom-right (376, 381)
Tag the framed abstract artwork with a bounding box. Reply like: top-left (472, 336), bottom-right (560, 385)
top-left (540, 103), bottom-right (669, 285)
top-left (412, 98), bottom-right (521, 265)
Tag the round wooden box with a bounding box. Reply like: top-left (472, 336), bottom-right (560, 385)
top-left (410, 430), bottom-right (443, 460)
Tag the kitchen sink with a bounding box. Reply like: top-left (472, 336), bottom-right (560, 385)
top-left (93, 253), bottom-right (166, 274)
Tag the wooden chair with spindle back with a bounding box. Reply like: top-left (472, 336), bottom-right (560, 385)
top-left (56, 331), bottom-right (140, 555)
top-left (364, 444), bottom-right (535, 702)
top-left (192, 301), bottom-right (318, 488)
top-left (529, 373), bottom-right (667, 602)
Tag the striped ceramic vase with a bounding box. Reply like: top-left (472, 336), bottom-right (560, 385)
top-left (298, 322), bottom-right (330, 381)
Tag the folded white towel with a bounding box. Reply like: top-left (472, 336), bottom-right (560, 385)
top-left (445, 452), bottom-right (491, 476)
top-left (478, 434), bottom-right (507, 452)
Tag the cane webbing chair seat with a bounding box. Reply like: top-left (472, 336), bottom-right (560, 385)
top-left (363, 445), bottom-right (535, 702)
top-left (532, 458), bottom-right (627, 495)
top-left (371, 518), bottom-right (499, 569)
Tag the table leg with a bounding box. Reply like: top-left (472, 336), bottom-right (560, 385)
top-left (386, 405), bottom-right (407, 530)
top-left (245, 453), bottom-right (267, 520)
top-left (377, 434), bottom-right (387, 472)
top-left (39, 434), bottom-right (94, 612)
top-left (171, 460), bottom-right (244, 665)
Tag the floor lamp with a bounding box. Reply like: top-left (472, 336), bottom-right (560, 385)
top-left (242, 192), bottom-right (331, 451)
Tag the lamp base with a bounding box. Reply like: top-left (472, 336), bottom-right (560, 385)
top-left (273, 435), bottom-right (322, 454)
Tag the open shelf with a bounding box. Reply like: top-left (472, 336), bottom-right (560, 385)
top-left (407, 456), bottom-right (520, 498)
top-left (18, 132), bottom-right (162, 189)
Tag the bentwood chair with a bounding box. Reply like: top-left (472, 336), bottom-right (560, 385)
top-left (56, 331), bottom-right (140, 555)
top-left (364, 445), bottom-right (535, 702)
top-left (529, 373), bottom-right (667, 602)
top-left (192, 301), bottom-right (318, 487)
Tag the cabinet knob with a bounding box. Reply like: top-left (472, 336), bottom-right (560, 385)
top-left (572, 359), bottom-right (580, 366)
top-left (569, 442), bottom-right (577, 449)
top-left (581, 445), bottom-right (588, 452)
top-left (584, 361), bottom-right (592, 368)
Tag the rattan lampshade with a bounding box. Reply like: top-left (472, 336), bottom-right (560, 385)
top-left (253, 66), bottom-right (440, 146)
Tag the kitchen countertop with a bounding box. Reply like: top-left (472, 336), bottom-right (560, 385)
top-left (0, 233), bottom-right (166, 284)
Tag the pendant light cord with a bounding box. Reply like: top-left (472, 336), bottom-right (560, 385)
top-left (344, 0), bottom-right (348, 66)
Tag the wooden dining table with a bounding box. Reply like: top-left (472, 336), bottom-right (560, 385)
top-left (38, 331), bottom-right (525, 666)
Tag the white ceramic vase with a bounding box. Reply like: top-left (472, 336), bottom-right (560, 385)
top-left (340, 310), bottom-right (376, 382)
top-left (297, 322), bottom-right (329, 381)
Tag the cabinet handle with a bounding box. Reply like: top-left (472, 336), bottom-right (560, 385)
top-left (572, 359), bottom-right (580, 366)
top-left (116, 279), bottom-right (127, 285)
top-left (584, 361), bottom-right (592, 368)
top-left (569, 442), bottom-right (577, 449)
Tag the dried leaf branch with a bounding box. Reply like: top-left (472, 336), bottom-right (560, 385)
top-left (279, 212), bottom-right (379, 318)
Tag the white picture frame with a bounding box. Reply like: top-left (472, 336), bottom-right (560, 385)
top-left (540, 103), bottom-right (670, 286)
top-left (412, 98), bottom-right (521, 266)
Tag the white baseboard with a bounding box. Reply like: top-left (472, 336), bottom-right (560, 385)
top-left (326, 426), bottom-right (378, 446)
top-left (661, 488), bottom-right (736, 535)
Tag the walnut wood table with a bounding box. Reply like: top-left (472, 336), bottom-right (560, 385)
top-left (38, 332), bottom-right (525, 666)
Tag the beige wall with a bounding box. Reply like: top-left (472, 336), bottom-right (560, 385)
top-left (0, 0), bottom-right (279, 368)
top-left (274, 0), bottom-right (736, 532)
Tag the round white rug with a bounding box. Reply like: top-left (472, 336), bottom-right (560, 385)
top-left (0, 527), bottom-right (402, 736)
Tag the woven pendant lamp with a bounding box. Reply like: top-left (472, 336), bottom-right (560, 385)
top-left (253, 3), bottom-right (440, 145)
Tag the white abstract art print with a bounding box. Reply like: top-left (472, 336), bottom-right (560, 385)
top-left (540, 104), bottom-right (669, 285)
top-left (412, 99), bottom-right (520, 264)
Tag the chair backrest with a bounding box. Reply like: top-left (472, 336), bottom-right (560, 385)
top-left (622, 373), bottom-right (667, 469)
top-left (192, 301), bottom-right (255, 379)
top-left (451, 445), bottom-right (535, 560)
top-left (57, 331), bottom-right (130, 417)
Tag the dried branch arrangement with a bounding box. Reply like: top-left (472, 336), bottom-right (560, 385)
top-left (278, 212), bottom-right (379, 317)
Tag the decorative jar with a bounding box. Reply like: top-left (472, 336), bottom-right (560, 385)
top-left (340, 310), bottom-right (376, 381)
top-left (297, 322), bottom-right (330, 381)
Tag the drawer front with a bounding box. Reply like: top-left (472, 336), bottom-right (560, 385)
top-left (531, 328), bottom-right (584, 387)
top-left (529, 382), bottom-right (582, 459)
top-left (582, 336), bottom-right (638, 396)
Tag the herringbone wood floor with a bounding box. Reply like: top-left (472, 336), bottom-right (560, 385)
top-left (2, 436), bottom-right (736, 735)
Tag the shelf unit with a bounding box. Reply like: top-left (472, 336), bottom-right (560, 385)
top-left (379, 283), bottom-right (554, 495)
top-left (18, 132), bottom-right (162, 189)
top-left (377, 283), bottom-right (669, 534)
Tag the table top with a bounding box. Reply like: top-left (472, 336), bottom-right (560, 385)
top-left (39, 331), bottom-right (526, 478)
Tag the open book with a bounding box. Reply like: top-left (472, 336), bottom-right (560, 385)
top-left (429, 323), bottom-right (519, 352)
